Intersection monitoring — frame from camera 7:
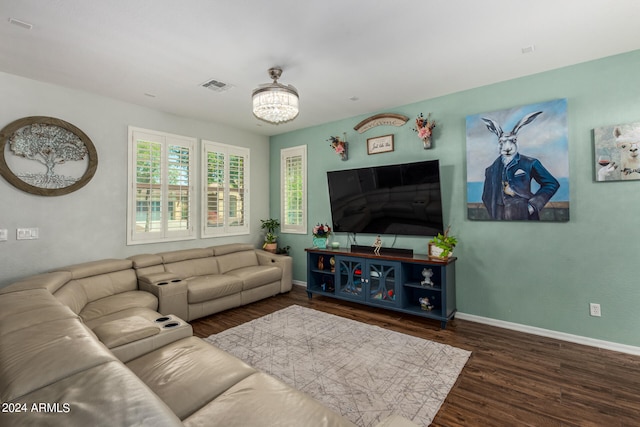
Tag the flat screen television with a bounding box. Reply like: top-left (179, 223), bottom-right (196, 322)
top-left (326, 159), bottom-right (444, 237)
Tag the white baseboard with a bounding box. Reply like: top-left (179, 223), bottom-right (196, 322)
top-left (455, 312), bottom-right (640, 356)
top-left (291, 281), bottom-right (640, 356)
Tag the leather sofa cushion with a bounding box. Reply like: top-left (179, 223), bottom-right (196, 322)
top-left (54, 268), bottom-right (140, 314)
top-left (126, 337), bottom-right (257, 420)
top-left (165, 257), bottom-right (219, 279)
top-left (93, 315), bottom-right (160, 348)
top-left (216, 250), bottom-right (259, 274)
top-left (1, 361), bottom-right (182, 427)
top-left (129, 253), bottom-right (166, 276)
top-left (225, 265), bottom-right (282, 290)
top-left (183, 372), bottom-right (357, 427)
top-left (0, 289), bottom-right (76, 331)
top-left (187, 275), bottom-right (243, 304)
top-left (210, 243), bottom-right (255, 256)
top-left (55, 258), bottom-right (133, 279)
top-left (159, 248), bottom-right (214, 263)
top-left (83, 307), bottom-right (165, 330)
top-left (0, 271), bottom-right (72, 295)
top-left (0, 317), bottom-right (115, 403)
top-left (79, 290), bottom-right (158, 323)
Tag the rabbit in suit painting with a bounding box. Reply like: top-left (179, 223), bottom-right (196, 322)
top-left (481, 111), bottom-right (559, 220)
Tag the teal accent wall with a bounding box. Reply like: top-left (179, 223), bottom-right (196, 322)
top-left (269, 49), bottom-right (640, 347)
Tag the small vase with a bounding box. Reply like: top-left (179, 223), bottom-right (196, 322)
top-left (422, 137), bottom-right (432, 149)
top-left (313, 237), bottom-right (327, 249)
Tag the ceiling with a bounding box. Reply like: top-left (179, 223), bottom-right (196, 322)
top-left (2, 1), bottom-right (640, 137)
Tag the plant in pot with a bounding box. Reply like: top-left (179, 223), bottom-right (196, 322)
top-left (428, 226), bottom-right (458, 259)
top-left (260, 218), bottom-right (280, 253)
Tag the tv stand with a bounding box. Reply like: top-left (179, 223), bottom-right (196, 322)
top-left (305, 247), bottom-right (457, 329)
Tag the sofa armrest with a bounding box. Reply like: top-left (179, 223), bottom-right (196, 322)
top-left (138, 272), bottom-right (188, 321)
top-left (255, 251), bottom-right (292, 293)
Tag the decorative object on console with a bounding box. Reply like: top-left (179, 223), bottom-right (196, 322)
top-left (252, 67), bottom-right (299, 124)
top-left (0, 116), bottom-right (98, 196)
top-left (367, 134), bottom-right (394, 155)
top-left (372, 235), bottom-right (382, 255)
top-left (428, 226), bottom-right (457, 259)
top-left (328, 134), bottom-right (348, 160)
top-left (312, 223), bottom-right (331, 249)
top-left (420, 268), bottom-right (434, 286)
top-left (419, 296), bottom-right (434, 311)
top-left (413, 112), bottom-right (436, 149)
top-left (329, 256), bottom-right (335, 272)
top-left (260, 218), bottom-right (280, 253)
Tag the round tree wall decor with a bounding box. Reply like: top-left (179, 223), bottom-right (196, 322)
top-left (0, 116), bottom-right (97, 196)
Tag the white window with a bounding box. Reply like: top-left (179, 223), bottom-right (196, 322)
top-left (281, 145), bottom-right (307, 234)
top-left (127, 127), bottom-right (195, 245)
top-left (202, 140), bottom-right (250, 237)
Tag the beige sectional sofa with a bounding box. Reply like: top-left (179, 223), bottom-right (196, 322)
top-left (0, 243), bottom-right (418, 427)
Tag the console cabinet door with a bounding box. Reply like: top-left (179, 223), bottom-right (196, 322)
top-left (366, 260), bottom-right (401, 307)
top-left (335, 256), bottom-right (365, 301)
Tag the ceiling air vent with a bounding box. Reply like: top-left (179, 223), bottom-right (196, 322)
top-left (201, 78), bottom-right (234, 93)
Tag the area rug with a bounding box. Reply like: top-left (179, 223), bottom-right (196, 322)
top-left (205, 305), bottom-right (471, 426)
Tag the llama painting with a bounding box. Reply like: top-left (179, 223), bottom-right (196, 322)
top-left (594, 121), bottom-right (640, 182)
top-left (466, 99), bottom-right (570, 222)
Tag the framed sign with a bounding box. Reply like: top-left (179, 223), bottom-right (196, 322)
top-left (0, 116), bottom-right (97, 196)
top-left (367, 134), bottom-right (394, 155)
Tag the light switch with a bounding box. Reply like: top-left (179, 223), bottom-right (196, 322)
top-left (17, 228), bottom-right (39, 240)
top-left (0, 229), bottom-right (7, 241)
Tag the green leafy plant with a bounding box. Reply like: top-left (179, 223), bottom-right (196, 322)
top-left (260, 218), bottom-right (280, 244)
top-left (429, 226), bottom-right (457, 258)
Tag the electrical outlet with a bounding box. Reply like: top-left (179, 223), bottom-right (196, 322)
top-left (589, 303), bottom-right (601, 317)
top-left (0, 229), bottom-right (7, 241)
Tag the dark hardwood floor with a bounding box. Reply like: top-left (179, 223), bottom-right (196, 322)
top-left (191, 286), bottom-right (640, 427)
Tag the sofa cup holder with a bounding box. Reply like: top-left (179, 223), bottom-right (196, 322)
top-left (155, 316), bottom-right (171, 323)
top-left (157, 282), bottom-right (169, 286)
top-left (163, 322), bottom-right (180, 328)
top-left (171, 279), bottom-right (182, 283)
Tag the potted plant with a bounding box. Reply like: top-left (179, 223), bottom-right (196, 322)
top-left (260, 218), bottom-right (280, 253)
top-left (428, 226), bottom-right (457, 259)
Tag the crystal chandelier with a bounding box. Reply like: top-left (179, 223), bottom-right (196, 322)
top-left (252, 67), bottom-right (299, 124)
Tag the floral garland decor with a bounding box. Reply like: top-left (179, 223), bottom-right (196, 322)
top-left (413, 113), bottom-right (436, 149)
top-left (328, 136), bottom-right (348, 160)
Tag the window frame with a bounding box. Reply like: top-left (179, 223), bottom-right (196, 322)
top-left (201, 140), bottom-right (250, 238)
top-left (127, 126), bottom-right (196, 245)
top-left (280, 145), bottom-right (307, 234)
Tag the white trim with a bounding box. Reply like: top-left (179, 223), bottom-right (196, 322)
top-left (280, 145), bottom-right (307, 234)
top-left (201, 140), bottom-right (250, 238)
top-left (455, 312), bottom-right (640, 356)
top-left (127, 126), bottom-right (196, 245)
top-left (293, 280), bottom-right (640, 356)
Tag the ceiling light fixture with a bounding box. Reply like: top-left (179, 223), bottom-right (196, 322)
top-left (252, 67), bottom-right (299, 124)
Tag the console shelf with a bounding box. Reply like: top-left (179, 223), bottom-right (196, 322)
top-left (306, 247), bottom-right (457, 329)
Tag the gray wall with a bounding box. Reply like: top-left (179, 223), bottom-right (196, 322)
top-left (0, 72), bottom-right (270, 286)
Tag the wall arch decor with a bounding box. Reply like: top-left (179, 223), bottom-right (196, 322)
top-left (0, 116), bottom-right (98, 196)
